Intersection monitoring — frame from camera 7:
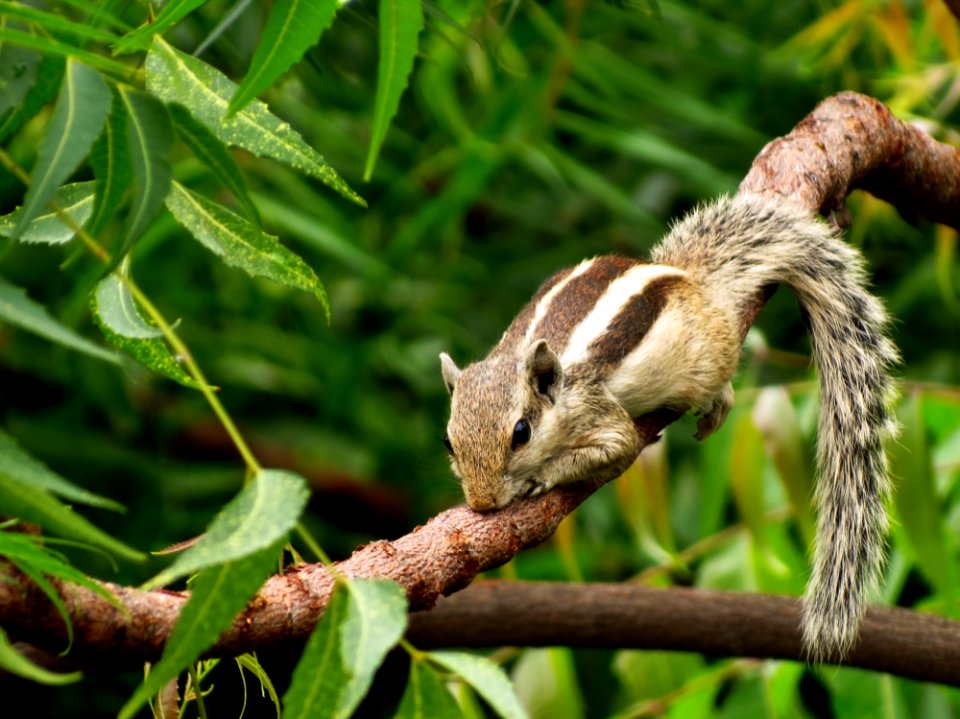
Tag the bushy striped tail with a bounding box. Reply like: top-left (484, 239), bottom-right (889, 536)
top-left (653, 194), bottom-right (899, 660)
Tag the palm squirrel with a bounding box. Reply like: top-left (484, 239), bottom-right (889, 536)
top-left (439, 193), bottom-right (899, 661)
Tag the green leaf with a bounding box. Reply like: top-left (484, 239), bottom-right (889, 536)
top-left (119, 538), bottom-right (282, 719)
top-left (0, 627), bottom-right (80, 685)
top-left (396, 658), bottom-right (464, 719)
top-left (12, 58), bottom-right (110, 239)
top-left (429, 651), bottom-right (528, 719)
top-left (107, 86), bottom-right (173, 271)
top-left (0, 427), bottom-right (123, 511)
top-left (0, 53), bottom-right (63, 143)
top-left (0, 44), bottom-right (41, 116)
top-left (0, 182), bottom-right (95, 244)
top-left (169, 103), bottom-right (259, 223)
top-left (165, 182), bottom-right (329, 316)
top-left (144, 469), bottom-right (309, 590)
top-left (729, 411), bottom-right (768, 551)
top-left (227, 0), bottom-right (339, 117)
top-left (0, 472), bottom-right (143, 562)
top-left (0, 27), bottom-right (131, 77)
top-left (363, 0), bottom-right (423, 180)
top-left (511, 648), bottom-right (583, 719)
top-left (0, 274), bottom-right (117, 364)
top-left (88, 91), bottom-right (132, 237)
top-left (92, 273), bottom-right (202, 388)
top-left (145, 37), bottom-right (363, 205)
top-left (283, 578), bottom-right (409, 719)
top-left (0, 2), bottom-right (117, 45)
top-left (112, 0), bottom-right (208, 54)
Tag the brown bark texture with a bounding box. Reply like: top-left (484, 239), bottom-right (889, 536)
top-left (3, 91), bottom-right (960, 681)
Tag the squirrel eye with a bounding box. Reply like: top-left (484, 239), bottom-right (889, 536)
top-left (443, 436), bottom-right (454, 455)
top-left (511, 419), bottom-right (531, 450)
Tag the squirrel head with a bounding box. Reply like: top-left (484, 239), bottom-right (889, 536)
top-left (440, 340), bottom-right (563, 511)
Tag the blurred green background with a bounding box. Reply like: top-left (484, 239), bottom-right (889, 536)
top-left (1, 0), bottom-right (959, 716)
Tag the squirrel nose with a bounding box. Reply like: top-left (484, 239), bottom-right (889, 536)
top-left (465, 490), bottom-right (498, 513)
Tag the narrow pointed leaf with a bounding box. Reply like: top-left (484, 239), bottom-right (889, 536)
top-left (0, 54), bottom-right (63, 143)
top-left (283, 578), bottom-right (408, 719)
top-left (0, 28), bottom-right (130, 77)
top-left (107, 86), bottom-right (173, 272)
top-left (0, 275), bottom-right (117, 364)
top-left (0, 182), bottom-right (95, 244)
top-left (145, 37), bottom-right (363, 205)
top-left (395, 659), bottom-right (464, 719)
top-left (429, 651), bottom-right (528, 719)
top-left (113, 0), bottom-right (208, 54)
top-left (119, 539), bottom-right (283, 719)
top-left (92, 274), bottom-right (202, 388)
top-left (169, 103), bottom-right (259, 223)
top-left (0, 427), bottom-right (123, 511)
top-left (165, 182), bottom-right (328, 316)
top-left (0, 472), bottom-right (143, 562)
top-left (0, 627), bottom-right (80, 685)
top-left (87, 92), bottom-right (132, 236)
top-left (0, 2), bottom-right (117, 44)
top-left (12, 59), bottom-right (110, 239)
top-left (363, 0), bottom-right (423, 180)
top-left (228, 0), bottom-right (338, 117)
top-left (144, 469), bottom-right (309, 590)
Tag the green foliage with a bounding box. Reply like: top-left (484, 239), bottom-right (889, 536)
top-left (0, 627), bottom-right (80, 685)
top-left (0, 0), bottom-right (957, 717)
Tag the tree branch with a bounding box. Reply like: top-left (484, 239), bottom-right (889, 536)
top-left (3, 92), bottom-right (959, 680)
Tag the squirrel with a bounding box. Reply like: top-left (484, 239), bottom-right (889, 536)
top-left (439, 193), bottom-right (899, 661)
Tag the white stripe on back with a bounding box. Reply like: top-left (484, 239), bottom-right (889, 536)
top-left (522, 258), bottom-right (596, 344)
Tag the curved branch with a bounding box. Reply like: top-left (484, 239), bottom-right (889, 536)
top-left (2, 92), bottom-right (959, 678)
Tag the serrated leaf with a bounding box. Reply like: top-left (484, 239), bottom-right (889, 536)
top-left (396, 658), bottom-right (464, 719)
top-left (92, 274), bottom-right (202, 388)
top-left (0, 2), bottom-right (117, 45)
top-left (12, 58), bottom-right (110, 239)
top-left (364, 0), bottom-right (423, 180)
top-left (0, 274), bottom-right (117, 364)
top-left (106, 86), bottom-right (173, 272)
top-left (0, 43), bottom-right (41, 116)
top-left (283, 578), bottom-right (409, 719)
top-left (169, 103), bottom-right (259, 223)
top-left (87, 91), bottom-right (132, 236)
top-left (429, 651), bottom-right (528, 719)
top-left (119, 538), bottom-right (282, 719)
top-left (0, 53), bottom-right (63, 143)
top-left (113, 0), bottom-right (208, 54)
top-left (145, 37), bottom-right (363, 205)
top-left (144, 469), bottom-right (309, 590)
top-left (0, 427), bottom-right (123, 511)
top-left (0, 182), bottom-right (95, 244)
top-left (0, 627), bottom-right (80, 685)
top-left (228, 0), bottom-right (338, 117)
top-left (165, 182), bottom-right (328, 316)
top-left (0, 472), bottom-right (143, 562)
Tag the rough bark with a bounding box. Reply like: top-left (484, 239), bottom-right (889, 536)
top-left (3, 91), bottom-right (959, 682)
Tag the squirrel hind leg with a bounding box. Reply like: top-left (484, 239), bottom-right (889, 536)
top-left (694, 382), bottom-right (734, 441)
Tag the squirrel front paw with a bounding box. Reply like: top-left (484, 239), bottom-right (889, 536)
top-left (695, 382), bottom-right (734, 440)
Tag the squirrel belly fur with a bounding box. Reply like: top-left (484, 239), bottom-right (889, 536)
top-left (440, 193), bottom-right (899, 661)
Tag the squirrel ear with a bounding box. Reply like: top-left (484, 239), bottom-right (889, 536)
top-left (439, 352), bottom-right (461, 395)
top-left (525, 340), bottom-right (562, 401)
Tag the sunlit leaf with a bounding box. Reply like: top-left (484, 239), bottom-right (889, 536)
top-left (0, 427), bottom-right (123, 511)
top-left (165, 182), bottom-right (329, 316)
top-left (396, 658), bottom-right (464, 719)
top-left (143, 469), bottom-right (309, 590)
top-left (119, 539), bottom-right (283, 719)
top-left (88, 93), bottom-right (132, 236)
top-left (0, 182), bottom-right (95, 244)
top-left (113, 0), bottom-right (208, 54)
top-left (363, 0), bottom-right (423, 180)
top-left (169, 103), bottom-right (259, 223)
top-left (12, 58), bottom-right (110, 239)
top-left (227, 0), bottom-right (338, 117)
top-left (0, 472), bottom-right (143, 562)
top-left (0, 627), bottom-right (80, 685)
top-left (145, 37), bottom-right (363, 205)
top-left (0, 273), bottom-right (116, 364)
top-left (512, 648), bottom-right (583, 719)
top-left (429, 651), bottom-right (528, 719)
top-left (283, 578), bottom-right (408, 719)
top-left (92, 273), bottom-right (202, 388)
